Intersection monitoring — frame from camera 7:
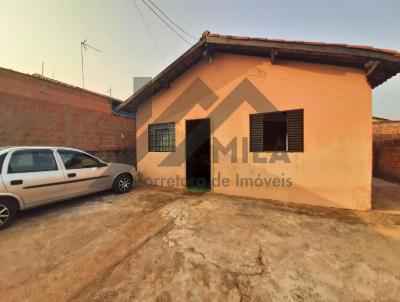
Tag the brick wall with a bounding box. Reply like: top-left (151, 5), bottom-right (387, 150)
top-left (373, 121), bottom-right (400, 182)
top-left (0, 68), bottom-right (136, 165)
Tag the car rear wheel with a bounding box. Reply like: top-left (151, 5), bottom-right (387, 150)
top-left (0, 200), bottom-right (17, 230)
top-left (113, 174), bottom-right (133, 194)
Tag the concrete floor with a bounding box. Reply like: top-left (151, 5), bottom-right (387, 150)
top-left (1, 184), bottom-right (400, 302)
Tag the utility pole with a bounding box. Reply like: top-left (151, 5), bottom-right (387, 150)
top-left (41, 62), bottom-right (44, 76)
top-left (80, 40), bottom-right (101, 88)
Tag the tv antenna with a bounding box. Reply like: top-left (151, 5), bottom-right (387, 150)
top-left (80, 39), bottom-right (101, 88)
top-left (106, 86), bottom-right (112, 98)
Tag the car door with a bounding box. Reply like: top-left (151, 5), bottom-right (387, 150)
top-left (57, 149), bottom-right (110, 198)
top-left (2, 149), bottom-right (66, 206)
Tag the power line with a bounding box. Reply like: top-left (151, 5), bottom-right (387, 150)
top-left (141, 0), bottom-right (194, 46)
top-left (132, 0), bottom-right (165, 64)
top-left (146, 0), bottom-right (197, 41)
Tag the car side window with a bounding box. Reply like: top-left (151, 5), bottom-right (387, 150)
top-left (58, 150), bottom-right (100, 170)
top-left (8, 150), bottom-right (58, 174)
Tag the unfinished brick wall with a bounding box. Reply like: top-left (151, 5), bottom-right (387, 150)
top-left (373, 121), bottom-right (400, 182)
top-left (0, 68), bottom-right (136, 165)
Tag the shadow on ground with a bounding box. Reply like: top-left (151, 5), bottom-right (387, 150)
top-left (372, 177), bottom-right (400, 214)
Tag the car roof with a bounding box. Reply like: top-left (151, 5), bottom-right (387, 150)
top-left (0, 146), bottom-right (84, 154)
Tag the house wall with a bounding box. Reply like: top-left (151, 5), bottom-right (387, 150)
top-left (0, 68), bottom-right (136, 165)
top-left (136, 53), bottom-right (372, 210)
top-left (373, 121), bottom-right (400, 182)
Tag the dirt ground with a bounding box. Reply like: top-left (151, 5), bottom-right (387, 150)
top-left (1, 184), bottom-right (400, 302)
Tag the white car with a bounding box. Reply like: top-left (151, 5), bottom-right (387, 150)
top-left (0, 147), bottom-right (137, 229)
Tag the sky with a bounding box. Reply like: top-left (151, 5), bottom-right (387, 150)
top-left (1, 0), bottom-right (399, 119)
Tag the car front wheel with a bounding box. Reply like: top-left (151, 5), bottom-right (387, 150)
top-left (113, 174), bottom-right (133, 194)
top-left (0, 200), bottom-right (17, 230)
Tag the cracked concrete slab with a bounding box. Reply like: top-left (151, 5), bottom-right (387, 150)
top-left (0, 184), bottom-right (400, 301)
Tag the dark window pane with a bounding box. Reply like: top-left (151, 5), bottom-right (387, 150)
top-left (8, 150), bottom-right (58, 173)
top-left (148, 122), bottom-right (175, 152)
top-left (59, 150), bottom-right (100, 169)
top-left (250, 110), bottom-right (303, 153)
top-left (263, 111), bottom-right (287, 151)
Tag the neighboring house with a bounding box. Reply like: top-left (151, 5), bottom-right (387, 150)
top-left (0, 67), bottom-right (136, 165)
top-left (117, 31), bottom-right (400, 210)
top-left (373, 116), bottom-right (390, 122)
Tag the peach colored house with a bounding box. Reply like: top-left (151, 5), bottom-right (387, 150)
top-left (118, 31), bottom-right (400, 210)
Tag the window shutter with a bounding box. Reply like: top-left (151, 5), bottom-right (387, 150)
top-left (249, 114), bottom-right (264, 152)
top-left (287, 109), bottom-right (304, 152)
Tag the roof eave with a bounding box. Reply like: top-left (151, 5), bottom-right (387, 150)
top-left (117, 34), bottom-right (400, 112)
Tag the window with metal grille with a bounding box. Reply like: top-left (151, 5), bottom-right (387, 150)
top-left (250, 109), bottom-right (304, 152)
top-left (148, 122), bottom-right (176, 152)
